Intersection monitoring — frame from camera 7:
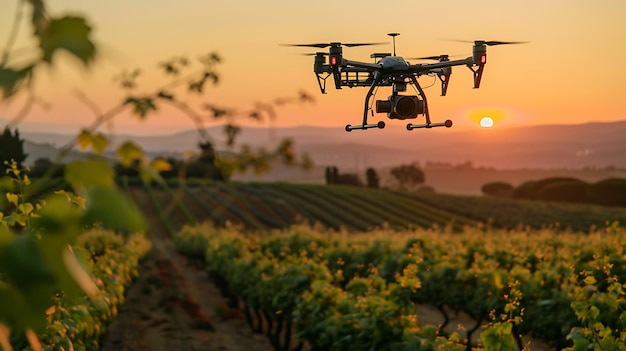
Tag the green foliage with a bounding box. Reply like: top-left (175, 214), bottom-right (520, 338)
top-left (173, 224), bottom-right (626, 350)
top-left (390, 163), bottom-right (425, 190)
top-left (481, 181), bottom-right (513, 197)
top-left (366, 167), bottom-right (380, 188)
top-left (588, 178), bottom-right (626, 207)
top-left (325, 166), bottom-right (338, 185)
top-left (38, 16), bottom-right (96, 65)
top-left (511, 176), bottom-right (626, 207)
top-left (413, 190), bottom-right (626, 232)
top-left (0, 128), bottom-right (28, 175)
top-left (0, 64), bottom-right (33, 99)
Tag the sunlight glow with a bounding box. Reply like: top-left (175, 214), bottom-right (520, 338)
top-left (480, 117), bottom-right (494, 128)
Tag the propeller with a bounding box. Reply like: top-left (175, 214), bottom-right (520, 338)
top-left (407, 54), bottom-right (462, 61)
top-left (298, 52), bottom-right (329, 56)
top-left (280, 42), bottom-right (385, 48)
top-left (451, 40), bottom-right (528, 46)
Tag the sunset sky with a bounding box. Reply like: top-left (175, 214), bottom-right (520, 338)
top-left (1, 0), bottom-right (625, 135)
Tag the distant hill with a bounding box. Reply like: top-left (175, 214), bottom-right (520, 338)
top-left (22, 140), bottom-right (107, 165)
top-left (21, 120), bottom-right (626, 170)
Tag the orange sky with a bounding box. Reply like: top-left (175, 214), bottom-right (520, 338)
top-left (1, 0), bottom-right (625, 135)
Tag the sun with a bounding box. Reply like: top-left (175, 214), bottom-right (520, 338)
top-left (480, 117), bottom-right (494, 128)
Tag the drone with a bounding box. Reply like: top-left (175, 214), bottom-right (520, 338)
top-left (283, 33), bottom-right (524, 132)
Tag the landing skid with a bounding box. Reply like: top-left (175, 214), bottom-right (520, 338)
top-left (345, 121), bottom-right (385, 132)
top-left (407, 119), bottom-right (453, 130)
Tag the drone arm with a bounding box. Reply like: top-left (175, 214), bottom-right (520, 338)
top-left (343, 59), bottom-right (383, 71)
top-left (408, 57), bottom-right (472, 72)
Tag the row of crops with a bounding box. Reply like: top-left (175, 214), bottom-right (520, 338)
top-left (131, 181), bottom-right (626, 234)
top-left (5, 229), bottom-right (150, 351)
top-left (174, 223), bottom-right (626, 351)
top-left (412, 191), bottom-right (626, 232)
top-left (181, 182), bottom-right (478, 231)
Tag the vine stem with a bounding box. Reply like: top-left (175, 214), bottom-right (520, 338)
top-left (0, 324), bottom-right (15, 351)
top-left (1, 0), bottom-right (25, 65)
top-left (25, 329), bottom-right (43, 351)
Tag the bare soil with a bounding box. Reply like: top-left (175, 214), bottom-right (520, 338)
top-left (99, 188), bottom-right (273, 351)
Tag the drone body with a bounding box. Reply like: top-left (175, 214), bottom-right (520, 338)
top-left (285, 34), bottom-right (524, 132)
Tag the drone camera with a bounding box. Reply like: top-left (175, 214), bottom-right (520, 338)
top-left (376, 95), bottom-right (424, 120)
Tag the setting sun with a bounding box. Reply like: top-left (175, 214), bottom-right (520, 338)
top-left (480, 117), bottom-right (494, 128)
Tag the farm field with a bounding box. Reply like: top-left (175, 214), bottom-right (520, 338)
top-left (126, 181), bottom-right (626, 233)
top-left (93, 181), bottom-right (626, 351)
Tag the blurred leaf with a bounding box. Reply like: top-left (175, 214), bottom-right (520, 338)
top-left (31, 193), bottom-right (82, 236)
top-left (26, 0), bottom-right (47, 34)
top-left (160, 62), bottom-right (179, 75)
top-left (114, 68), bottom-right (141, 89)
top-left (6, 193), bottom-right (19, 207)
top-left (54, 189), bottom-right (87, 209)
top-left (124, 96), bottom-right (157, 118)
top-left (0, 224), bottom-right (13, 246)
top-left (0, 176), bottom-right (12, 189)
top-left (82, 187), bottom-right (145, 233)
top-left (91, 133), bottom-right (110, 154)
top-left (0, 64), bottom-right (34, 99)
top-left (77, 129), bottom-right (92, 149)
top-left (584, 276), bottom-right (596, 285)
top-left (157, 90), bottom-right (174, 100)
top-left (38, 16), bottom-right (97, 65)
top-left (117, 141), bottom-right (144, 168)
top-left (277, 139), bottom-right (295, 164)
top-left (150, 158), bottom-right (171, 173)
top-left (223, 124), bottom-right (241, 147)
top-left (65, 159), bottom-right (115, 192)
top-left (18, 203), bottom-right (34, 215)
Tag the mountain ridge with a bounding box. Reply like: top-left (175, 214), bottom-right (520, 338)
top-left (15, 120), bottom-right (626, 169)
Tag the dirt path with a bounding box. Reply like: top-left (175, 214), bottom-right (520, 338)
top-left (100, 188), bottom-right (273, 351)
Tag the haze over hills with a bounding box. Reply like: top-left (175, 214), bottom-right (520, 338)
top-left (18, 120), bottom-right (626, 170)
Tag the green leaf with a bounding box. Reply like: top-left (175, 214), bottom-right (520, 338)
top-left (31, 193), bottom-right (82, 237)
top-left (65, 159), bottom-right (115, 192)
top-left (38, 16), bottom-right (97, 65)
top-left (6, 193), bottom-right (19, 207)
top-left (583, 275), bottom-right (596, 285)
top-left (157, 90), bottom-right (174, 100)
top-left (0, 64), bottom-right (34, 99)
top-left (117, 141), bottom-right (144, 168)
top-left (77, 129), bottom-right (92, 150)
top-left (123, 96), bottom-right (157, 118)
top-left (82, 187), bottom-right (145, 233)
top-left (91, 133), bottom-right (109, 154)
top-left (18, 202), bottom-right (34, 215)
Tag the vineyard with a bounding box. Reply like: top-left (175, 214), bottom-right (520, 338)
top-left (172, 223), bottom-right (626, 351)
top-left (3, 180), bottom-right (626, 350)
top-left (125, 181), bottom-right (626, 233)
top-left (127, 182), bottom-right (625, 350)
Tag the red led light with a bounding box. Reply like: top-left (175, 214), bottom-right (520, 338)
top-left (481, 55), bottom-right (486, 64)
top-left (331, 56), bottom-right (337, 65)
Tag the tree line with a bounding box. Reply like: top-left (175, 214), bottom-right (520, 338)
top-left (482, 177), bottom-right (626, 207)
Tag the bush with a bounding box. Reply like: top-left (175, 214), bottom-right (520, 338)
top-left (512, 177), bottom-right (587, 200)
top-left (481, 182), bottom-right (514, 197)
top-left (588, 178), bottom-right (626, 207)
